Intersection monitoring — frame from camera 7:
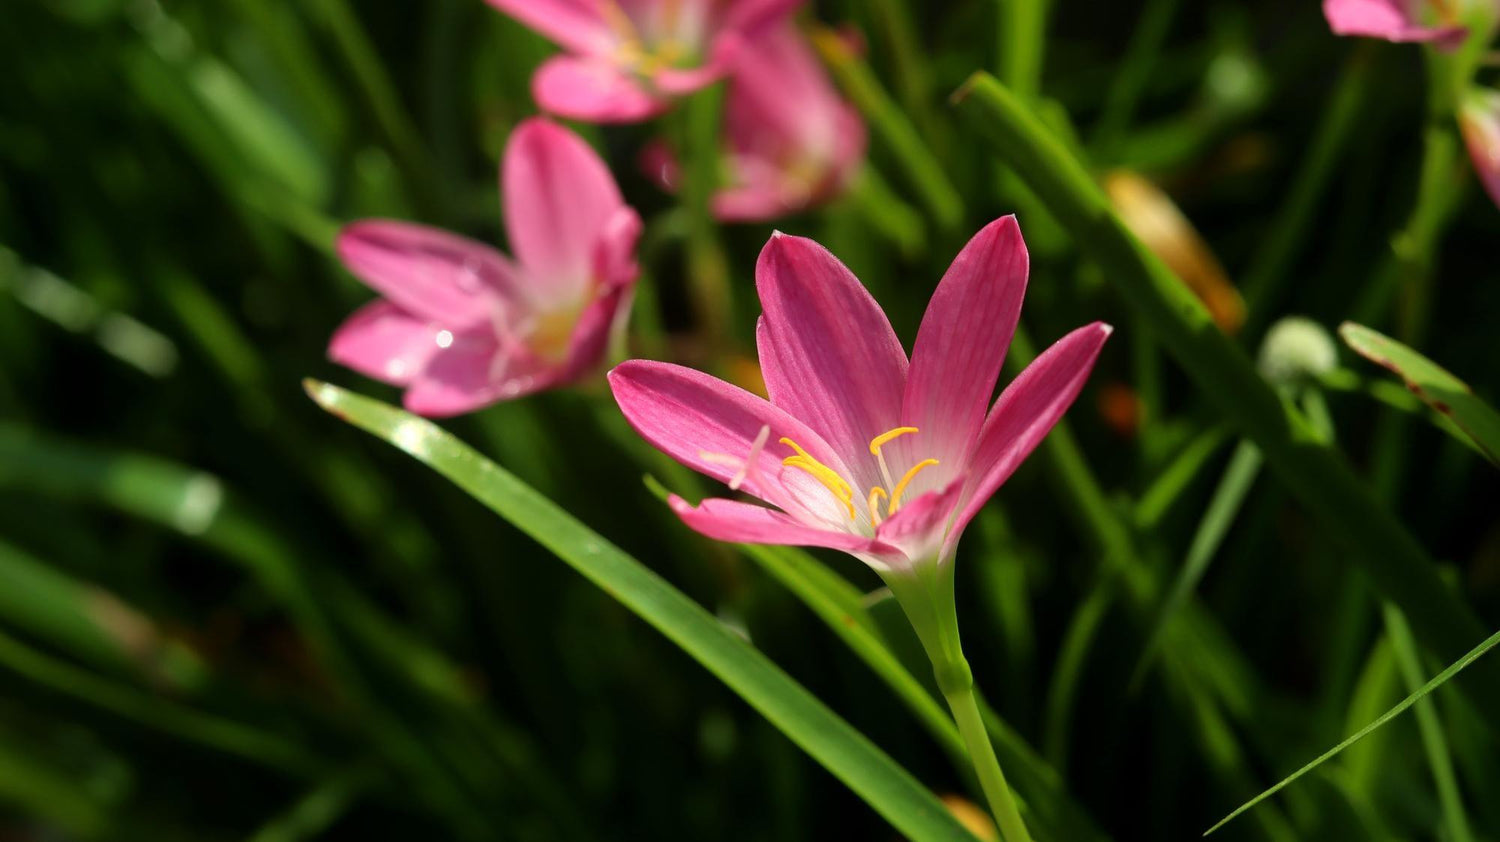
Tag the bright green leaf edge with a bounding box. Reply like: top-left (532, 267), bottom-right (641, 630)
top-left (305, 380), bottom-right (981, 842)
top-left (1340, 321), bottom-right (1500, 465)
top-left (1204, 622), bottom-right (1500, 835)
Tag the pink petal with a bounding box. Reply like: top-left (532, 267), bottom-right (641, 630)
top-left (713, 183), bottom-right (797, 222)
top-left (609, 359), bottom-right (856, 521)
top-left (726, 26), bottom-right (843, 161)
top-left (1322, 0), bottom-right (1467, 47)
top-left (946, 322), bottom-right (1112, 555)
top-left (404, 334), bottom-right (559, 418)
top-left (720, 0), bottom-right (805, 34)
top-left (902, 216), bottom-right (1029, 468)
top-left (668, 495), bottom-right (887, 554)
top-left (591, 206), bottom-right (645, 290)
top-left (503, 116), bottom-right (630, 304)
top-left (652, 61), bottom-right (728, 96)
top-left (873, 479), bottom-right (966, 567)
top-left (483, 0), bottom-right (617, 55)
top-left (755, 232), bottom-right (908, 476)
top-left (335, 221), bottom-right (512, 329)
top-left (328, 301), bottom-right (446, 386)
top-left (559, 283), bottom-right (630, 382)
top-left (531, 55), bottom-right (670, 124)
top-left (1460, 89), bottom-right (1500, 210)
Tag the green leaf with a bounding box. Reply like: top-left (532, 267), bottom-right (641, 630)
top-left (305, 380), bottom-right (980, 842)
top-left (1339, 322), bottom-right (1500, 465)
top-left (1204, 622), bottom-right (1500, 835)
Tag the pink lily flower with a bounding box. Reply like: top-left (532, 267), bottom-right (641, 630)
top-left (485, 0), bottom-right (803, 123)
top-left (1460, 88), bottom-right (1500, 209)
top-left (609, 218), bottom-right (1111, 574)
top-left (1322, 0), bottom-right (1469, 48)
top-left (639, 25), bottom-right (864, 220)
top-left (328, 117), bottom-right (642, 417)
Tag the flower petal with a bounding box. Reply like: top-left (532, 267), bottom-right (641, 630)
top-left (1322, 0), bottom-right (1467, 47)
top-left (1460, 88), bottom-right (1500, 210)
top-left (531, 55), bottom-right (669, 124)
top-left (713, 182), bottom-right (797, 222)
top-left (328, 301), bottom-right (446, 386)
top-left (404, 334), bottom-right (558, 417)
top-left (483, 0), bottom-right (617, 55)
top-left (609, 359), bottom-right (856, 523)
top-left (875, 479), bottom-right (964, 565)
top-left (669, 495), bottom-right (887, 554)
top-left (503, 116), bottom-right (631, 307)
top-left (335, 221), bottom-right (512, 329)
top-left (902, 216), bottom-right (1028, 467)
top-left (591, 206), bottom-right (645, 290)
top-left (946, 322), bottom-right (1113, 555)
top-left (755, 232), bottom-right (907, 474)
top-left (720, 0), bottom-right (805, 34)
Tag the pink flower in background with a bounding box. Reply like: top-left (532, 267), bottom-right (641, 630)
top-left (610, 218), bottom-right (1111, 571)
top-left (639, 25), bottom-right (864, 221)
top-left (329, 118), bottom-right (642, 417)
top-left (712, 25), bottom-right (865, 220)
top-left (1460, 88), bottom-right (1500, 209)
top-left (486, 0), bottom-right (802, 123)
top-left (1322, 0), bottom-right (1468, 48)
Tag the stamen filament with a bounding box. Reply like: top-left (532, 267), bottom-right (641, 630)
top-left (869, 426), bottom-right (919, 493)
top-left (867, 487), bottom-right (889, 527)
top-left (889, 459), bottom-right (940, 513)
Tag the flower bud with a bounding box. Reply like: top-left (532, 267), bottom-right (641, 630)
top-left (1258, 316), bottom-right (1338, 388)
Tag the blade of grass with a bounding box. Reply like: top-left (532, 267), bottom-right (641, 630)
top-left (305, 379), bottom-right (982, 842)
top-left (1204, 622), bottom-right (1500, 835)
top-left (952, 72), bottom-right (1500, 708)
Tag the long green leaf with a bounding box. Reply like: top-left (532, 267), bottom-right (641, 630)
top-left (304, 379), bottom-right (980, 842)
top-left (1204, 622), bottom-right (1500, 835)
top-left (1340, 322), bottom-right (1500, 465)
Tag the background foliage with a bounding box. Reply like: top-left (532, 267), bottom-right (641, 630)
top-left (2, 0), bottom-right (1499, 840)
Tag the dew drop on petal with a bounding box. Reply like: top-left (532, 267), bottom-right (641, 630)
top-left (435, 329), bottom-right (454, 349)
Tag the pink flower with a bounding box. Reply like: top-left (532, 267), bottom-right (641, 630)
top-left (1322, 0), bottom-right (1468, 48)
top-left (609, 218), bottom-right (1111, 572)
top-left (1460, 88), bottom-right (1500, 209)
top-left (328, 118), bottom-right (642, 417)
top-left (639, 25), bottom-right (864, 221)
top-left (486, 0), bottom-right (803, 123)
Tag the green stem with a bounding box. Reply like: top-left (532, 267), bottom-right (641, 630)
top-left (674, 84), bottom-right (733, 346)
top-left (947, 683), bottom-right (1034, 842)
top-left (997, 0), bottom-right (1047, 100)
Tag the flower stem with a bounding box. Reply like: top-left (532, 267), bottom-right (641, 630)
top-left (945, 678), bottom-right (1034, 842)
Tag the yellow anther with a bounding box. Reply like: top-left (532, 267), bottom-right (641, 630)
top-left (867, 487), bottom-right (889, 527)
top-left (780, 438), bottom-right (856, 519)
top-left (889, 459), bottom-right (940, 513)
top-left (868, 426), bottom-right (919, 455)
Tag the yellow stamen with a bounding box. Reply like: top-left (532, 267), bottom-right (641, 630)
top-left (867, 487), bottom-right (889, 527)
top-left (889, 459), bottom-right (940, 513)
top-left (780, 438), bottom-right (855, 519)
top-left (869, 426), bottom-right (918, 492)
top-left (868, 426), bottom-right (919, 454)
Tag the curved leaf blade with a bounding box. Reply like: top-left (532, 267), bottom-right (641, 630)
top-left (304, 380), bottom-right (980, 842)
top-left (1340, 322), bottom-right (1500, 465)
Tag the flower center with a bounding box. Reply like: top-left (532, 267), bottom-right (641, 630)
top-left (780, 426), bottom-right (939, 527)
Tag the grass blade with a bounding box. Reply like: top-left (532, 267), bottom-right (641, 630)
top-left (305, 379), bottom-right (981, 842)
top-left (1204, 622), bottom-right (1500, 835)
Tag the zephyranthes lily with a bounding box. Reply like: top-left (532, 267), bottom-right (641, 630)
top-left (611, 217), bottom-right (1109, 842)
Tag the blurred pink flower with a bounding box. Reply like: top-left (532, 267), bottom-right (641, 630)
top-left (610, 218), bottom-right (1111, 572)
top-left (329, 118), bottom-right (642, 417)
top-left (486, 0), bottom-right (802, 123)
top-left (1321, 0), bottom-right (1468, 48)
top-left (1460, 88), bottom-right (1500, 209)
top-left (639, 25), bottom-right (864, 221)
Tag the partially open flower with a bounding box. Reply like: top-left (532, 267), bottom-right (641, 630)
top-left (329, 118), bottom-right (642, 417)
top-left (1460, 87), bottom-right (1500, 210)
top-left (486, 0), bottom-right (802, 123)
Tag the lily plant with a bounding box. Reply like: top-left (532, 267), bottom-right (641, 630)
top-left (329, 118), bottom-right (642, 416)
top-left (610, 217), bottom-right (1111, 842)
top-left (485, 0), bottom-right (802, 123)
